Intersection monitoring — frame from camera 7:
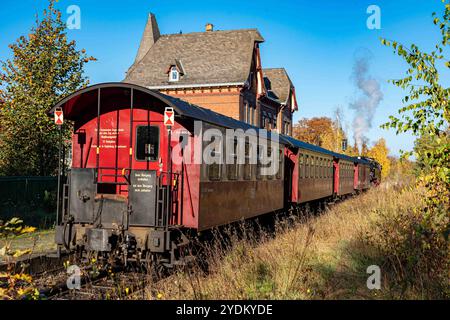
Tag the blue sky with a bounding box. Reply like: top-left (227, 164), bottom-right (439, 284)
top-left (0, 0), bottom-right (447, 156)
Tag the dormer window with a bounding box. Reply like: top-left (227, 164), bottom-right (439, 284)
top-left (169, 66), bottom-right (179, 82)
top-left (166, 60), bottom-right (185, 83)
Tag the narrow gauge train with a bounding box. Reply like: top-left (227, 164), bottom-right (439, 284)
top-left (49, 83), bottom-right (381, 267)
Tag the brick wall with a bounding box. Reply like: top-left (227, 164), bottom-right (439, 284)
top-left (161, 87), bottom-right (243, 121)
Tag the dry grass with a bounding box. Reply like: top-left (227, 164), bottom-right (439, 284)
top-left (148, 182), bottom-right (448, 300)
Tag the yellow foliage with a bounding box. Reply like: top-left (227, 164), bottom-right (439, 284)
top-left (12, 249), bottom-right (32, 258)
top-left (293, 117), bottom-right (348, 153)
top-left (367, 138), bottom-right (391, 178)
top-left (13, 273), bottom-right (33, 283)
top-left (20, 226), bottom-right (36, 234)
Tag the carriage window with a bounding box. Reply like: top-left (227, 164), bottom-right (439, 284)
top-left (208, 138), bottom-right (222, 181)
top-left (315, 156), bottom-right (319, 178)
top-left (227, 138), bottom-right (238, 180)
top-left (267, 147), bottom-right (273, 180)
top-left (244, 142), bottom-right (252, 180)
top-left (305, 154), bottom-right (311, 178)
top-left (136, 126), bottom-right (159, 161)
top-left (316, 157), bottom-right (320, 178)
top-left (276, 149), bottom-right (283, 179)
top-left (329, 160), bottom-right (332, 178)
top-left (302, 153), bottom-right (306, 179)
top-left (208, 153), bottom-right (221, 180)
top-left (299, 153), bottom-right (303, 179)
top-left (320, 158), bottom-right (323, 178)
top-left (330, 160), bottom-right (333, 177)
top-left (319, 158), bottom-right (322, 178)
top-left (256, 145), bottom-right (263, 180)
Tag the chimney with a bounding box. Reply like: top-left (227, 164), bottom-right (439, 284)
top-left (135, 13), bottom-right (160, 64)
top-left (205, 23), bottom-right (214, 32)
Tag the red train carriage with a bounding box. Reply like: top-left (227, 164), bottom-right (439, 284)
top-left (280, 135), bottom-right (335, 203)
top-left (50, 83), bottom-right (285, 266)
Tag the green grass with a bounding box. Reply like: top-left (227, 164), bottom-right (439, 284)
top-left (0, 229), bottom-right (56, 262)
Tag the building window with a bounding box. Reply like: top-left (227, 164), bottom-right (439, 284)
top-left (251, 106), bottom-right (255, 125)
top-left (169, 66), bottom-right (179, 82)
top-left (136, 126), bottom-right (159, 161)
top-left (283, 121), bottom-right (290, 135)
top-left (246, 103), bottom-right (251, 125)
top-left (271, 115), bottom-right (276, 130)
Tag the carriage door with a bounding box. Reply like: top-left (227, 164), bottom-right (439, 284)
top-left (96, 108), bottom-right (131, 193)
top-left (128, 112), bottom-right (161, 226)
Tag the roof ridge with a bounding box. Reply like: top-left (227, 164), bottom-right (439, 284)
top-left (160, 28), bottom-right (261, 37)
top-left (263, 67), bottom-right (287, 71)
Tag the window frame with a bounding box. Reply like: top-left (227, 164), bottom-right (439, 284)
top-left (207, 135), bottom-right (223, 181)
top-left (305, 154), bottom-right (309, 178)
top-left (276, 148), bottom-right (283, 179)
top-left (227, 138), bottom-right (239, 180)
top-left (134, 125), bottom-right (160, 162)
top-left (266, 146), bottom-right (273, 180)
top-left (243, 142), bottom-right (252, 180)
top-left (169, 66), bottom-right (179, 82)
top-left (256, 144), bottom-right (263, 180)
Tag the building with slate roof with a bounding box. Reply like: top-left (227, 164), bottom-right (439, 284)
top-left (125, 14), bottom-right (298, 136)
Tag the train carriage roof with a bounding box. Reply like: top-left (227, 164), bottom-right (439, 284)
top-left (49, 82), bottom-right (365, 163)
top-left (49, 82), bottom-right (283, 141)
top-left (280, 134), bottom-right (366, 163)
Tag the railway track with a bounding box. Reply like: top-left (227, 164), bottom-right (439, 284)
top-left (34, 262), bottom-right (157, 300)
top-left (49, 271), bottom-right (151, 300)
top-left (0, 250), bottom-right (70, 276)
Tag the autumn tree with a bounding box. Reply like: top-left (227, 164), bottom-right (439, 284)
top-left (381, 1), bottom-right (449, 213)
top-left (0, 0), bottom-right (95, 176)
top-left (293, 116), bottom-right (348, 152)
top-left (388, 155), bottom-right (415, 182)
top-left (380, 0), bottom-right (449, 280)
top-left (367, 138), bottom-right (391, 178)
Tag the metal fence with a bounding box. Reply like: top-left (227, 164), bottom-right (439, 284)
top-left (0, 176), bottom-right (57, 228)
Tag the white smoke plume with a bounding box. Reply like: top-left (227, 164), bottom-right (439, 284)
top-left (349, 51), bottom-right (383, 151)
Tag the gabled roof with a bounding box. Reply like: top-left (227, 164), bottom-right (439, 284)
top-left (263, 68), bottom-right (293, 105)
top-left (125, 29), bottom-right (264, 88)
